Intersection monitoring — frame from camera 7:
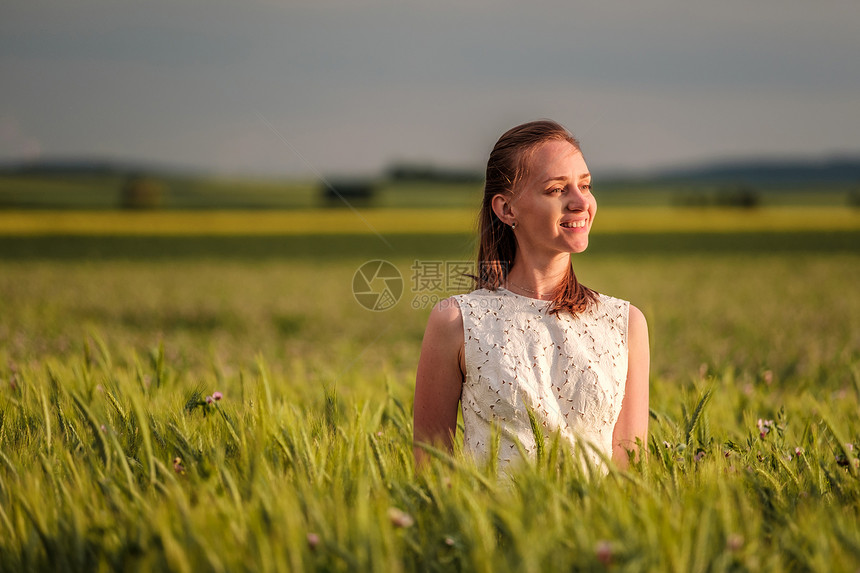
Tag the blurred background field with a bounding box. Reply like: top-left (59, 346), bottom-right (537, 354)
top-left (1, 241), bottom-right (858, 387)
top-left (0, 172), bottom-right (858, 391)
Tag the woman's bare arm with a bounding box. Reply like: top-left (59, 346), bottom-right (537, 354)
top-left (612, 304), bottom-right (650, 468)
top-left (413, 298), bottom-right (465, 468)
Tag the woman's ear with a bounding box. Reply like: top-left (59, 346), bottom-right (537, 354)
top-left (491, 193), bottom-right (515, 226)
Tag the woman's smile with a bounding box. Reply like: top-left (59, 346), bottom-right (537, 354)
top-left (559, 218), bottom-right (588, 231)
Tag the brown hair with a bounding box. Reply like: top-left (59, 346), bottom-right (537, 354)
top-left (475, 119), bottom-right (598, 315)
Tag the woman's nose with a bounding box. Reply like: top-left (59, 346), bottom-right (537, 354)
top-left (566, 190), bottom-right (586, 211)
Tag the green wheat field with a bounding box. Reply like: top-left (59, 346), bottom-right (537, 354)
top-left (1, 207), bottom-right (859, 571)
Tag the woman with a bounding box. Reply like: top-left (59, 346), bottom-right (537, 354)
top-left (413, 120), bottom-right (649, 471)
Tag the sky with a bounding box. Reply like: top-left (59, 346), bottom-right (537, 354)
top-left (2, 0), bottom-right (859, 178)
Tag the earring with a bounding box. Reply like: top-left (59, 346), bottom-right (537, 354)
top-left (511, 222), bottom-right (517, 230)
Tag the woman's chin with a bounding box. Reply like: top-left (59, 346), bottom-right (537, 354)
top-left (565, 237), bottom-right (589, 254)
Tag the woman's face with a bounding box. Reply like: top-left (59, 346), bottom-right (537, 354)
top-left (504, 139), bottom-right (597, 258)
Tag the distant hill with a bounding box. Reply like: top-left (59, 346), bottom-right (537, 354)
top-left (3, 155), bottom-right (860, 188)
top-left (0, 158), bottom-right (197, 178)
top-left (648, 157), bottom-right (860, 186)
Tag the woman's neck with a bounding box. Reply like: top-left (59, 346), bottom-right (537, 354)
top-left (504, 253), bottom-right (571, 299)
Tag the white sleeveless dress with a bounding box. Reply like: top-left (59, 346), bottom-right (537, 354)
top-left (453, 288), bottom-right (629, 471)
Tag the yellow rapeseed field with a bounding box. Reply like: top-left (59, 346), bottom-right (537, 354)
top-left (0, 206), bottom-right (857, 235)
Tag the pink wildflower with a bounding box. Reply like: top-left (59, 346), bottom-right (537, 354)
top-left (595, 540), bottom-right (612, 566)
top-left (726, 533), bottom-right (744, 551)
top-left (388, 507), bottom-right (414, 528)
top-left (307, 533), bottom-right (320, 549)
top-left (795, 447), bottom-right (803, 456)
top-left (205, 395), bottom-right (214, 405)
top-left (756, 419), bottom-right (774, 439)
top-left (212, 391), bottom-right (223, 401)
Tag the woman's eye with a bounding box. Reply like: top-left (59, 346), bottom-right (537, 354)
top-left (581, 184), bottom-right (592, 193)
top-left (549, 187), bottom-right (564, 194)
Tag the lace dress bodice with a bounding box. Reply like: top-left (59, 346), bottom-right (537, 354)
top-left (453, 288), bottom-right (629, 471)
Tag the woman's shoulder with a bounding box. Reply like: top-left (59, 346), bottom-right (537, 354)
top-left (627, 303), bottom-right (647, 330)
top-left (589, 291), bottom-right (646, 331)
top-left (589, 291), bottom-right (630, 316)
top-left (424, 296), bottom-right (465, 335)
top-left (593, 290), bottom-right (629, 306)
top-left (429, 295), bottom-right (463, 318)
top-left (451, 288), bottom-right (505, 308)
top-left (455, 287), bottom-right (500, 299)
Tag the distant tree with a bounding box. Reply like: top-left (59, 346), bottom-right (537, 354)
top-left (120, 175), bottom-right (165, 209)
top-left (387, 163), bottom-right (435, 181)
top-left (672, 190), bottom-right (711, 207)
top-left (320, 178), bottom-right (376, 207)
top-left (386, 162), bottom-right (482, 183)
top-left (715, 185), bottom-right (759, 208)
